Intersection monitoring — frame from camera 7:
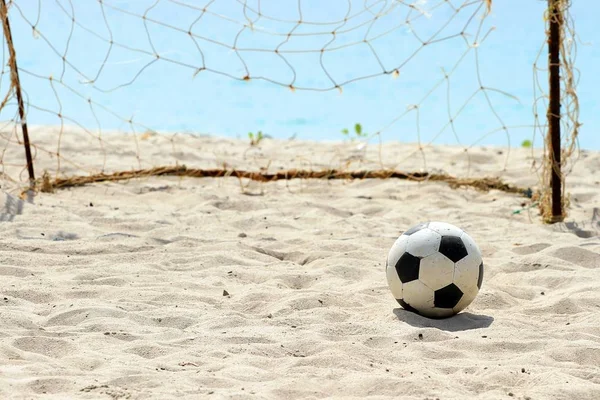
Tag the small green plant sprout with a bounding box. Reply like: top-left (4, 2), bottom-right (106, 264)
top-left (521, 139), bottom-right (532, 148)
top-left (341, 123), bottom-right (368, 140)
top-left (248, 130), bottom-right (264, 146)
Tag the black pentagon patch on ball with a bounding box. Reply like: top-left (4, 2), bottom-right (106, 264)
top-left (402, 222), bottom-right (429, 236)
top-left (396, 298), bottom-right (419, 314)
top-left (434, 283), bottom-right (464, 308)
top-left (439, 235), bottom-right (468, 263)
top-left (477, 262), bottom-right (484, 289)
top-left (395, 253), bottom-right (420, 283)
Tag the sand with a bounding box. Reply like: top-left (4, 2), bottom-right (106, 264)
top-left (0, 126), bottom-right (599, 399)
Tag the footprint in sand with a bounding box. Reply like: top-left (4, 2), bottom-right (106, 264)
top-left (12, 337), bottom-right (75, 359)
top-left (28, 378), bottom-right (75, 395)
top-left (125, 344), bottom-right (173, 359)
top-left (0, 191), bottom-right (24, 222)
top-left (512, 243), bottom-right (551, 255)
top-left (551, 246), bottom-right (600, 269)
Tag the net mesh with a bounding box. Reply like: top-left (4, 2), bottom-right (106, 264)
top-left (0, 0), bottom-right (573, 207)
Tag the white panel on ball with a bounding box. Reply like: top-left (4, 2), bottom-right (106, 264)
top-left (427, 221), bottom-right (464, 237)
top-left (419, 252), bottom-right (455, 291)
top-left (405, 228), bottom-right (441, 258)
top-left (401, 280), bottom-right (434, 310)
top-left (454, 254), bottom-right (481, 294)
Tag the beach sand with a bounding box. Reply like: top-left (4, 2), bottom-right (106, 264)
top-left (0, 126), bottom-right (599, 399)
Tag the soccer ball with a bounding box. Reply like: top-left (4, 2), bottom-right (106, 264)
top-left (386, 222), bottom-right (484, 319)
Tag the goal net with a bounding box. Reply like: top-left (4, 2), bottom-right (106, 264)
top-left (0, 0), bottom-right (548, 195)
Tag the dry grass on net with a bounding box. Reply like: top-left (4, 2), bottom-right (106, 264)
top-left (40, 165), bottom-right (531, 198)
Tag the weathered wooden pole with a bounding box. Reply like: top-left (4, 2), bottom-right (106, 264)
top-left (0, 0), bottom-right (35, 187)
top-left (547, 0), bottom-right (562, 222)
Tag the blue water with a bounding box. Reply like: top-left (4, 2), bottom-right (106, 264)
top-left (4, 0), bottom-right (599, 150)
